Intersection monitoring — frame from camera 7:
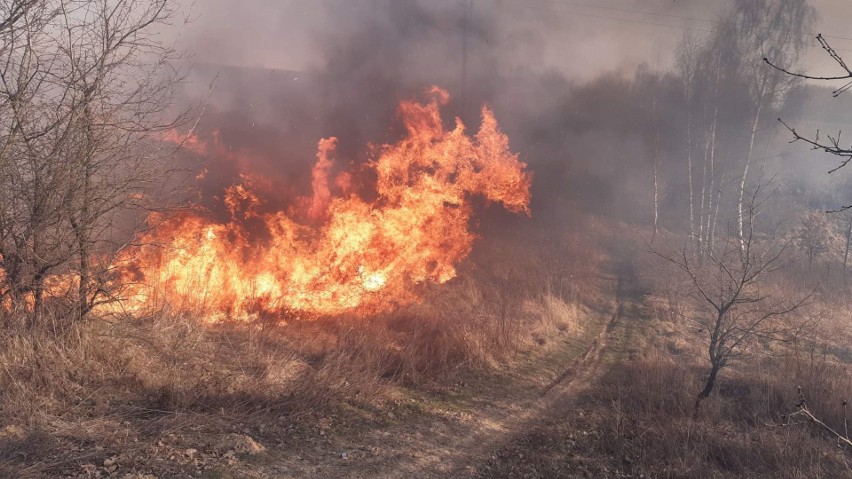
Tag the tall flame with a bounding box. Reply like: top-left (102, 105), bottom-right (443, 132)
top-left (117, 88), bottom-right (531, 320)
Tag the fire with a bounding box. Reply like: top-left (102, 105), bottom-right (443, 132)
top-left (116, 88), bottom-right (531, 320)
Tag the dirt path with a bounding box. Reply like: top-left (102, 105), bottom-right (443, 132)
top-left (541, 272), bottom-right (625, 398)
top-left (241, 262), bottom-right (641, 479)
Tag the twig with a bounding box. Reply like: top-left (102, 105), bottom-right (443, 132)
top-left (765, 34), bottom-right (852, 97)
top-left (787, 387), bottom-right (852, 448)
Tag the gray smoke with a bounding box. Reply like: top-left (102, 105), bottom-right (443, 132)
top-left (171, 0), bottom-right (852, 230)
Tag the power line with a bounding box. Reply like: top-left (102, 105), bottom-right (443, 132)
top-left (461, 0), bottom-right (471, 111)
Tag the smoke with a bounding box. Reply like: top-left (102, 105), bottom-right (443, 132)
top-left (173, 0), bottom-right (852, 233)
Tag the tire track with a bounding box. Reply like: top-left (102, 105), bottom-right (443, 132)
top-left (254, 262), bottom-right (638, 479)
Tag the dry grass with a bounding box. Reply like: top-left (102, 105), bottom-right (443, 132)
top-left (0, 223), bottom-right (608, 477)
top-left (577, 348), bottom-right (852, 478)
top-left (0, 228), bottom-right (605, 435)
top-left (517, 230), bottom-right (852, 478)
top-left (568, 251), bottom-right (852, 478)
top-left (6, 219), bottom-right (852, 477)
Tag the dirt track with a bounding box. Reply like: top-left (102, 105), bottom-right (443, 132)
top-left (245, 263), bottom-right (640, 479)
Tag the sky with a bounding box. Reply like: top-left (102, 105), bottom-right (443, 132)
top-left (174, 0), bottom-right (852, 83)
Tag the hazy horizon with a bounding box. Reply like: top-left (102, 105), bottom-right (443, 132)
top-left (177, 0), bottom-right (852, 83)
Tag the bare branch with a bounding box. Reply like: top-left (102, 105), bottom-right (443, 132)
top-left (765, 35), bottom-right (852, 96)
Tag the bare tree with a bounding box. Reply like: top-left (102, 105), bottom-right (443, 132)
top-left (698, 50), bottom-right (721, 254)
top-left (675, 32), bottom-right (699, 246)
top-left (766, 34), bottom-right (852, 97)
top-left (674, 1), bottom-right (812, 254)
top-left (0, 1), bottom-right (43, 33)
top-left (0, 0), bottom-right (189, 323)
top-left (59, 0), bottom-right (189, 318)
top-left (656, 182), bottom-right (811, 412)
top-left (0, 0), bottom-right (72, 318)
top-left (709, 0), bottom-right (815, 255)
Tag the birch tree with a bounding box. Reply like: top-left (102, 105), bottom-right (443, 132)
top-left (675, 33), bottom-right (700, 245)
top-left (713, 0), bottom-right (814, 255)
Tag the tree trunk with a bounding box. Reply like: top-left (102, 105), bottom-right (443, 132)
top-left (710, 175), bottom-right (724, 251)
top-left (31, 273), bottom-right (45, 326)
top-left (653, 155), bottom-right (658, 242)
top-left (687, 96), bottom-right (695, 245)
top-left (695, 363), bottom-right (721, 413)
top-left (738, 101), bottom-right (763, 255)
top-left (75, 96), bottom-right (96, 320)
top-left (843, 214), bottom-right (851, 282)
top-left (703, 106), bottom-right (719, 254)
top-left (703, 53), bottom-right (721, 253)
top-left (652, 98), bottom-right (660, 243)
top-left (78, 238), bottom-right (90, 316)
top-left (459, 0), bottom-right (471, 113)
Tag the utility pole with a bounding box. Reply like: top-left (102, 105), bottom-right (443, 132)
top-left (460, 0), bottom-right (472, 113)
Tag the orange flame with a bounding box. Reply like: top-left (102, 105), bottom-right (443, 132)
top-left (116, 88), bottom-right (531, 320)
top-left (307, 137), bottom-right (337, 221)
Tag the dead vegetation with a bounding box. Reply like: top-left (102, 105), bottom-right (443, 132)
top-left (0, 226), bottom-right (605, 477)
top-left (2, 218), bottom-right (851, 479)
top-left (573, 348), bottom-right (852, 478)
top-left (477, 250), bottom-right (852, 479)
top-left (612, 247), bottom-right (850, 476)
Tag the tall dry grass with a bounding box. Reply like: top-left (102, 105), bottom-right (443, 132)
top-left (567, 229), bottom-right (852, 477)
top-left (580, 348), bottom-right (852, 478)
top-left (0, 227), bottom-right (606, 430)
top-left (581, 245), bottom-right (852, 478)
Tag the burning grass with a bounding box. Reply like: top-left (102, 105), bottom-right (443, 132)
top-left (111, 87), bottom-right (532, 321)
top-left (0, 83), bottom-right (611, 476)
top-left (0, 226), bottom-right (606, 473)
